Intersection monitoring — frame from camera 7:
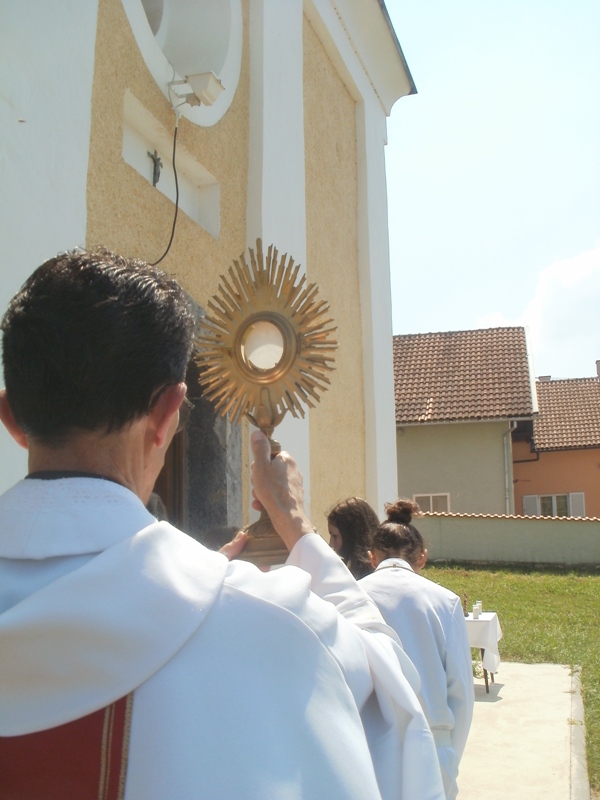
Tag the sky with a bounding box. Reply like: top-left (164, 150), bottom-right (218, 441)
top-left (385, 0), bottom-right (600, 380)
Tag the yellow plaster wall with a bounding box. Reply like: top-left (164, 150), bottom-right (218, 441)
top-left (87, 0), bottom-right (251, 523)
top-left (86, 0), bottom-right (249, 303)
top-left (303, 15), bottom-right (366, 530)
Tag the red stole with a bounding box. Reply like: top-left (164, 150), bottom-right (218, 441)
top-left (0, 693), bottom-right (133, 800)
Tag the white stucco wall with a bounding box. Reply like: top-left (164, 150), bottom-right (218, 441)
top-left (0, 1), bottom-right (99, 493)
top-left (246, 0), bottom-right (311, 512)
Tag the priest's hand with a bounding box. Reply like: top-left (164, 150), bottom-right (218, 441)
top-left (218, 530), bottom-right (248, 560)
top-left (250, 430), bottom-right (315, 551)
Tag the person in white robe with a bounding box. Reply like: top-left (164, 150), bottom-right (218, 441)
top-left (0, 248), bottom-right (444, 800)
top-left (359, 499), bottom-right (474, 800)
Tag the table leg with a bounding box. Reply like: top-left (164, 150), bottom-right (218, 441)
top-left (481, 648), bottom-right (489, 693)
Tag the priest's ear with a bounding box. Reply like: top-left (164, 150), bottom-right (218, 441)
top-left (0, 390), bottom-right (28, 449)
top-left (147, 382), bottom-right (187, 449)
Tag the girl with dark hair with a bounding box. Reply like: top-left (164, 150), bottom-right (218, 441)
top-left (360, 499), bottom-right (474, 800)
top-left (326, 496), bottom-right (379, 579)
top-left (371, 498), bottom-right (427, 572)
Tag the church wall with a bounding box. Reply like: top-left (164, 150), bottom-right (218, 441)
top-left (87, 0), bottom-right (251, 527)
top-left (303, 15), bottom-right (367, 529)
top-left (87, 0), bottom-right (250, 305)
top-left (0, 2), bottom-right (100, 493)
top-left (0, 0), bottom-right (411, 532)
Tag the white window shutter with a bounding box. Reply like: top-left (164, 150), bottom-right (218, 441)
top-left (522, 495), bottom-right (539, 516)
top-left (569, 493), bottom-right (585, 518)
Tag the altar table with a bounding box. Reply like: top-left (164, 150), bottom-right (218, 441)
top-left (465, 611), bottom-right (502, 692)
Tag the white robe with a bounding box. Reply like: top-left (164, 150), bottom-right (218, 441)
top-left (360, 560), bottom-right (474, 800)
top-left (0, 478), bottom-right (445, 800)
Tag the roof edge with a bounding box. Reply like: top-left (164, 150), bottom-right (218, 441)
top-left (376, 0), bottom-right (417, 97)
top-left (420, 511), bottom-right (600, 522)
top-left (326, 0), bottom-right (417, 113)
top-left (393, 324), bottom-right (527, 340)
top-left (533, 443), bottom-right (600, 453)
top-left (396, 415), bottom-right (535, 428)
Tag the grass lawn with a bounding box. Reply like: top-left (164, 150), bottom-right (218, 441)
top-left (422, 563), bottom-right (600, 796)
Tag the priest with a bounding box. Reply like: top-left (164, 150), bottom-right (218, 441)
top-left (0, 248), bottom-right (444, 800)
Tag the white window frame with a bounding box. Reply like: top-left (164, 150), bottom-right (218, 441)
top-left (522, 493), bottom-right (585, 518)
top-left (413, 493), bottom-right (450, 513)
top-left (121, 0), bottom-right (243, 127)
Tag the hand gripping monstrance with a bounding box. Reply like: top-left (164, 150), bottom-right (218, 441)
top-left (196, 239), bottom-right (337, 565)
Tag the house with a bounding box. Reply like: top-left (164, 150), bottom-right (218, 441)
top-left (0, 1), bottom-right (414, 537)
top-left (393, 327), bottom-right (537, 515)
top-left (513, 368), bottom-right (600, 518)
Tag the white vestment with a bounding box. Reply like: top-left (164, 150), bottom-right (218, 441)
top-left (360, 560), bottom-right (474, 800)
top-left (0, 478), bottom-right (445, 800)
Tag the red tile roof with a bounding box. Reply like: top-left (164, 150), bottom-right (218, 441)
top-left (533, 378), bottom-right (600, 451)
top-left (393, 327), bottom-right (535, 424)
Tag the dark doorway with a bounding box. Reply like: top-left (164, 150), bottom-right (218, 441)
top-left (152, 358), bottom-right (243, 544)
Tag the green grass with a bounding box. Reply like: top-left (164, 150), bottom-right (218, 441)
top-left (422, 563), bottom-right (600, 795)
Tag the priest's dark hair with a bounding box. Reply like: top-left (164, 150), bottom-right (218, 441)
top-left (372, 498), bottom-right (425, 568)
top-left (327, 496), bottom-right (379, 579)
top-left (1, 247), bottom-right (195, 445)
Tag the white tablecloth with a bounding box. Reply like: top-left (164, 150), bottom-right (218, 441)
top-left (465, 611), bottom-right (502, 673)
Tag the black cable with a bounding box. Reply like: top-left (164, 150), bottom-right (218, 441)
top-left (151, 118), bottom-right (180, 266)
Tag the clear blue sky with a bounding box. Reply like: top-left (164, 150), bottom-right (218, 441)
top-left (385, 0), bottom-right (600, 379)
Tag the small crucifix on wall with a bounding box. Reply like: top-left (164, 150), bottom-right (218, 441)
top-left (147, 150), bottom-right (163, 187)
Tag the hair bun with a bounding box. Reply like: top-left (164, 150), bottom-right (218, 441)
top-left (384, 498), bottom-right (420, 525)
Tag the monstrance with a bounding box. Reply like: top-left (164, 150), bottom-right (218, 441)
top-left (196, 239), bottom-right (337, 565)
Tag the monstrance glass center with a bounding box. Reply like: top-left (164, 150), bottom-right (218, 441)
top-left (242, 320), bottom-right (285, 371)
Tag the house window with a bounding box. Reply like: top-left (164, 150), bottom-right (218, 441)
top-left (414, 494), bottom-right (450, 513)
top-left (540, 495), bottom-right (568, 517)
top-left (522, 493), bottom-right (585, 518)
